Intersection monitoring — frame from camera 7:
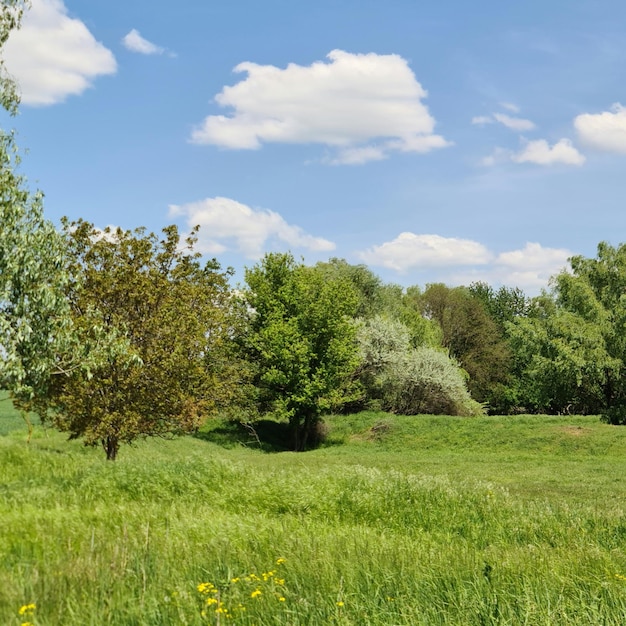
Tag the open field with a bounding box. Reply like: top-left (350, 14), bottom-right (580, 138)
top-left (3, 395), bottom-right (626, 624)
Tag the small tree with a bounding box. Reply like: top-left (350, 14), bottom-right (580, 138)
top-left (244, 253), bottom-right (360, 450)
top-left (48, 220), bottom-right (236, 460)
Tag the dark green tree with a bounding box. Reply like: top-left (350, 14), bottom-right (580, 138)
top-left (468, 282), bottom-right (530, 334)
top-left (420, 284), bottom-right (511, 407)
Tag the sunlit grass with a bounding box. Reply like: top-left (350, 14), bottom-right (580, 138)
top-left (2, 395), bottom-right (626, 624)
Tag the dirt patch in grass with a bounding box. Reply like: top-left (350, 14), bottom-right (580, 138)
top-left (559, 425), bottom-right (590, 436)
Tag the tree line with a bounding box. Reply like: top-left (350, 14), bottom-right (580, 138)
top-left (3, 2), bottom-right (626, 459)
top-left (4, 203), bottom-right (626, 459)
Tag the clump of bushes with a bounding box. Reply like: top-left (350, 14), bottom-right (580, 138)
top-left (356, 316), bottom-right (484, 417)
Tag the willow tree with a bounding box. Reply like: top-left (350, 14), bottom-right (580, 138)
top-left (0, 0), bottom-right (75, 437)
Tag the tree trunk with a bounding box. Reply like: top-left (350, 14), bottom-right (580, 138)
top-left (21, 410), bottom-right (33, 444)
top-left (102, 436), bottom-right (119, 461)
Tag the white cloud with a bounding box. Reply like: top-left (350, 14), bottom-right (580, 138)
top-left (490, 242), bottom-right (571, 290)
top-left (168, 197), bottom-right (335, 258)
top-left (472, 112), bottom-right (535, 131)
top-left (448, 243), bottom-right (572, 292)
top-left (122, 29), bottom-right (164, 55)
top-left (3, 0), bottom-right (116, 106)
top-left (499, 102), bottom-right (520, 113)
top-left (360, 235), bottom-right (571, 292)
top-left (496, 242), bottom-right (570, 272)
top-left (574, 103), bottom-right (626, 153)
top-left (358, 233), bottom-right (492, 272)
top-left (511, 138), bottom-right (585, 166)
top-left (191, 49), bottom-right (450, 164)
top-left (492, 113), bottom-right (535, 132)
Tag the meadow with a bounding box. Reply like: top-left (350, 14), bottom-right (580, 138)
top-left (3, 395), bottom-right (626, 625)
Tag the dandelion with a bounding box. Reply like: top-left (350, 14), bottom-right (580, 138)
top-left (336, 601), bottom-right (344, 607)
top-left (251, 589), bottom-right (262, 598)
top-left (197, 582), bottom-right (217, 594)
top-left (18, 604), bottom-right (36, 616)
top-left (278, 596), bottom-right (286, 602)
top-left (275, 578), bottom-right (285, 586)
top-left (230, 577), bottom-right (240, 584)
top-left (276, 558), bottom-right (286, 565)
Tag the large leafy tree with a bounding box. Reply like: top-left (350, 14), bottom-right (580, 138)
top-left (48, 220), bottom-right (237, 460)
top-left (244, 253), bottom-right (360, 450)
top-left (507, 243), bottom-right (626, 417)
top-left (0, 1), bottom-right (80, 435)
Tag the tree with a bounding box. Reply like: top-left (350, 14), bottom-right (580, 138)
top-left (468, 282), bottom-right (530, 334)
top-left (0, 1), bottom-right (79, 437)
top-left (315, 259), bottom-right (441, 347)
top-left (0, 1), bottom-right (27, 115)
top-left (244, 253), bottom-right (360, 450)
top-left (420, 284), bottom-right (511, 407)
top-left (506, 294), bottom-right (618, 415)
top-left (505, 243), bottom-right (626, 418)
top-left (47, 220), bottom-right (236, 460)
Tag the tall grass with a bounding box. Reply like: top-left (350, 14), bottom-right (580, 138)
top-left (2, 397), bottom-right (626, 624)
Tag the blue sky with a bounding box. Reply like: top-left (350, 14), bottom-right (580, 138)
top-left (5, 0), bottom-right (626, 293)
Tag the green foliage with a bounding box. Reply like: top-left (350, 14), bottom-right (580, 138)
top-left (315, 257), bottom-right (386, 318)
top-left (48, 220), bottom-right (237, 460)
top-left (244, 253), bottom-right (361, 449)
top-left (507, 294), bottom-right (619, 414)
top-left (0, 1), bottom-right (79, 420)
top-left (356, 315), bottom-right (484, 416)
top-left (0, 138), bottom-right (70, 406)
top-left (468, 281), bottom-right (530, 334)
top-left (506, 243), bottom-right (626, 417)
top-left (0, 1), bottom-right (27, 115)
top-left (315, 259), bottom-right (441, 347)
top-left (421, 284), bottom-right (511, 407)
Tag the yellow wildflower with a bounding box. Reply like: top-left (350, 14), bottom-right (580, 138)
top-left (336, 601), bottom-right (345, 607)
top-left (18, 604), bottom-right (36, 616)
top-left (251, 589), bottom-right (262, 598)
top-left (278, 596), bottom-right (286, 602)
top-left (276, 558), bottom-right (286, 565)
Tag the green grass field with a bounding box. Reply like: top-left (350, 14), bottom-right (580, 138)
top-left (3, 393), bottom-right (626, 625)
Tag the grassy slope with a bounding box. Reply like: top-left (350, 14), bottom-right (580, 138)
top-left (2, 395), bottom-right (626, 624)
